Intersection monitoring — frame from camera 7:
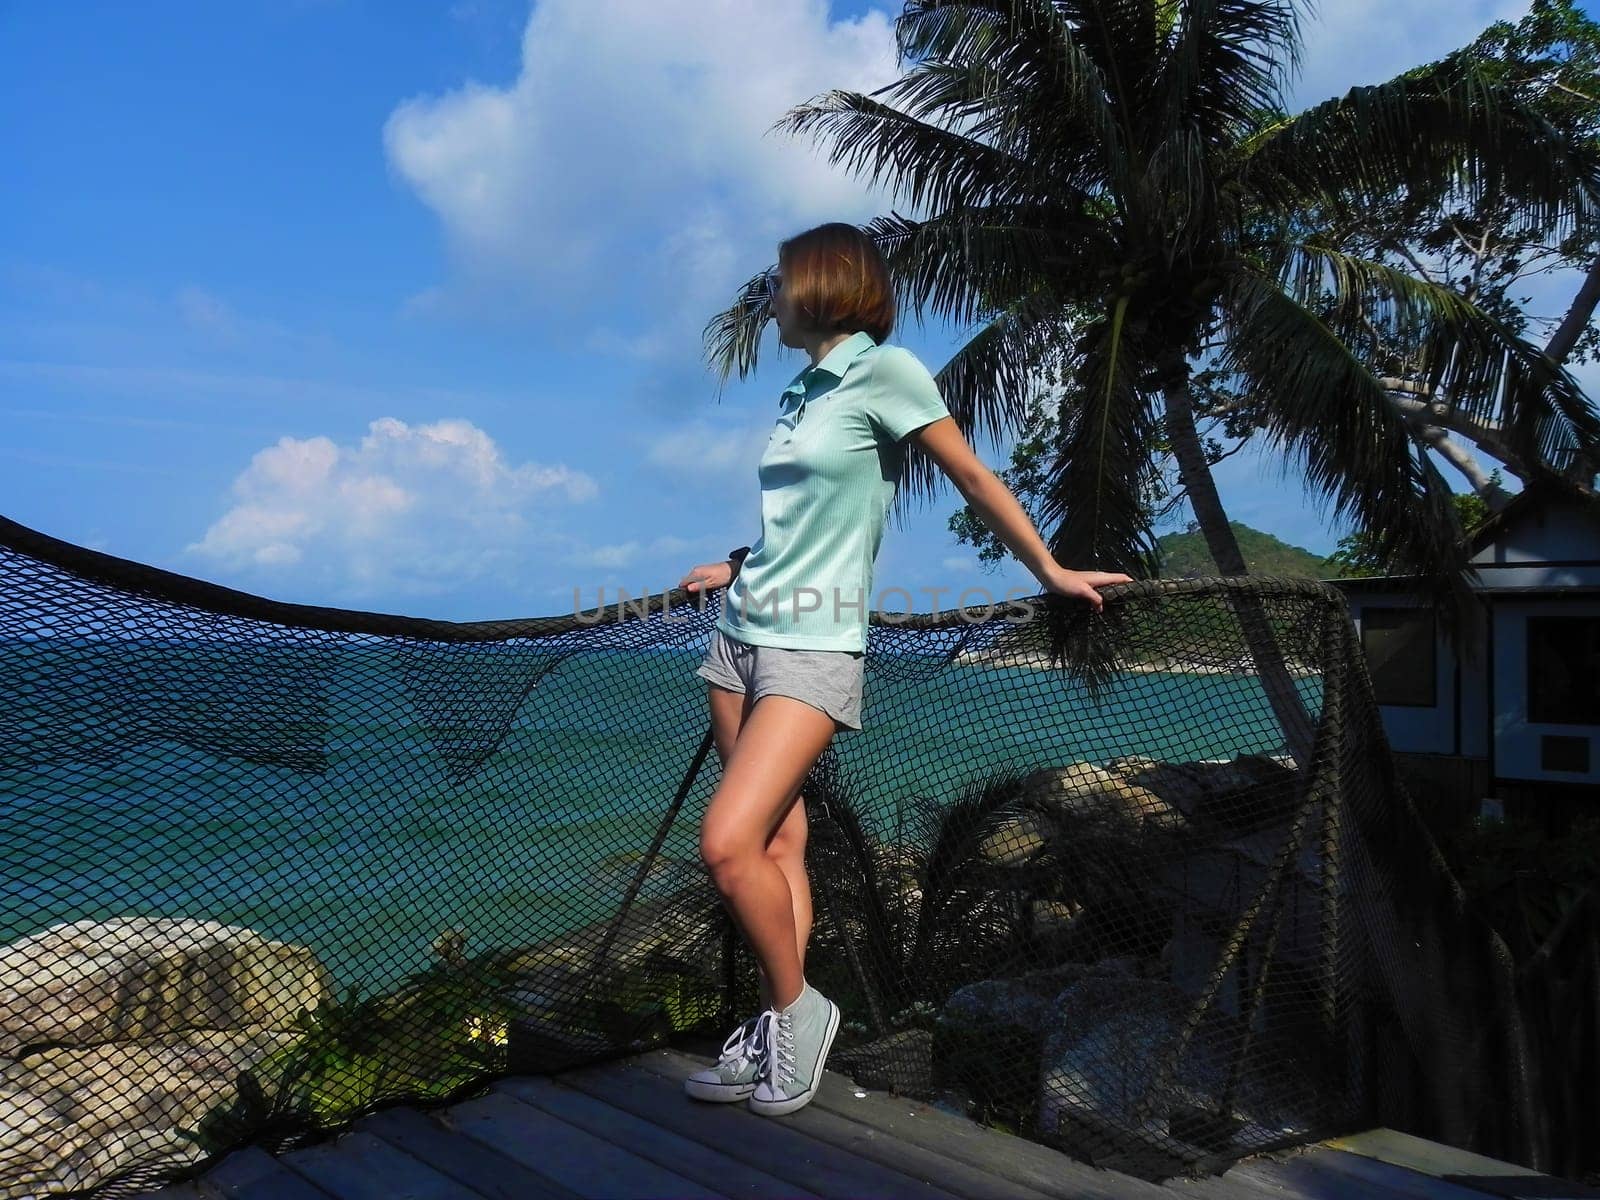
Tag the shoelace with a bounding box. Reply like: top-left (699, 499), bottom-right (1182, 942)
top-left (717, 1015), bottom-right (762, 1068)
top-left (754, 1007), bottom-right (797, 1087)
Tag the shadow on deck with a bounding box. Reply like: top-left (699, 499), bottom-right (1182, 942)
top-left (132, 1046), bottom-right (1594, 1200)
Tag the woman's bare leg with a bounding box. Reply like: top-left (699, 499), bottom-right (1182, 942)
top-left (699, 693), bottom-right (837, 1012)
top-left (707, 685), bottom-right (815, 1010)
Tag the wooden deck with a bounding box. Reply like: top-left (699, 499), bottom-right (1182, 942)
top-left (131, 1047), bottom-right (1599, 1200)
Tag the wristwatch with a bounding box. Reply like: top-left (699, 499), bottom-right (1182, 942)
top-left (726, 545), bottom-right (751, 579)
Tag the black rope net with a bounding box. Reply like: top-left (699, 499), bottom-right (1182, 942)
top-left (0, 513), bottom-right (1546, 1198)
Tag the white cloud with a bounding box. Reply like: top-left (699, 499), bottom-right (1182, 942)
top-left (186, 417), bottom-right (598, 595)
top-left (384, 0), bottom-right (901, 347)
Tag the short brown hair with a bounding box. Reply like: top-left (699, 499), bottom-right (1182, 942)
top-left (777, 222), bottom-right (896, 344)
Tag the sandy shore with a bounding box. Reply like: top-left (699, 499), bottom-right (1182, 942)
top-left (951, 649), bottom-right (1321, 678)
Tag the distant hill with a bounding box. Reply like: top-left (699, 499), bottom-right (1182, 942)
top-left (1155, 521), bottom-right (1351, 579)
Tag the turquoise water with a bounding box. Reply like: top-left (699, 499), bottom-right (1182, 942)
top-left (1, 637), bottom-right (1321, 993)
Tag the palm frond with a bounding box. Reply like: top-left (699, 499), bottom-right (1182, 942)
top-left (909, 766), bottom-right (1032, 982)
top-left (866, 205), bottom-right (1115, 329)
top-left (898, 0), bottom-right (1130, 194)
top-left (1058, 0), bottom-right (1164, 153)
top-left (875, 55), bottom-right (1104, 180)
top-left (1160, 0), bottom-right (1301, 147)
top-left (702, 268), bottom-right (776, 395)
top-left (1217, 270), bottom-right (1482, 647)
top-left (701, 206), bottom-right (1109, 392)
top-left (1241, 57), bottom-right (1600, 236)
top-left (770, 88), bottom-right (1040, 214)
top-left (1139, 123), bottom-right (1216, 253)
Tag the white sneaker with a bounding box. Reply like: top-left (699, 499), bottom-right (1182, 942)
top-left (748, 982), bottom-right (839, 1116)
top-left (683, 1013), bottom-right (765, 1101)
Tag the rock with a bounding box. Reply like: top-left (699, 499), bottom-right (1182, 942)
top-left (1038, 974), bottom-right (1323, 1148)
top-left (976, 813), bottom-right (1049, 866)
top-left (9, 1026), bottom-right (299, 1138)
top-left (1040, 975), bottom-right (1217, 1136)
top-left (0, 1085), bottom-right (91, 1200)
top-left (1030, 899), bottom-right (1085, 938)
top-left (1103, 754), bottom-right (1299, 834)
top-left (502, 890), bottom-right (723, 984)
top-left (934, 961), bottom-right (1144, 1125)
top-left (830, 1028), bottom-right (934, 1094)
top-left (1018, 763), bottom-right (1185, 831)
top-left (0, 1025), bottom-right (299, 1200)
top-left (498, 889), bottom-right (727, 1044)
top-left (941, 964), bottom-right (1092, 1032)
top-left (0, 917), bottom-right (333, 1055)
top-left (1104, 754), bottom-right (1161, 777)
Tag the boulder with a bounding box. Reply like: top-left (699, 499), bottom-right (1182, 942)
top-left (0, 917), bottom-right (332, 1055)
top-left (1038, 973), bottom-right (1322, 1149)
top-left (0, 1024), bottom-right (302, 1199)
top-left (1104, 753), bottom-right (1299, 834)
top-left (1019, 763), bottom-right (1185, 831)
top-left (830, 1028), bottom-right (934, 1095)
top-left (0, 1084), bottom-right (90, 1200)
top-left (976, 812), bottom-right (1049, 867)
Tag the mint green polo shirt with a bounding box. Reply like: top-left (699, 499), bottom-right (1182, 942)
top-left (717, 330), bottom-right (953, 652)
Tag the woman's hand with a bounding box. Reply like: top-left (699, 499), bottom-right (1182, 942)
top-left (1039, 565), bottom-right (1134, 614)
top-left (678, 559), bottom-right (735, 594)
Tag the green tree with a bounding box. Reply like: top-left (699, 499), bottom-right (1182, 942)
top-left (1280, 0), bottom-right (1600, 506)
top-left (704, 0), bottom-right (1600, 761)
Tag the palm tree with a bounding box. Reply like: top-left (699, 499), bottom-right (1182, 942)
top-left (703, 0), bottom-right (1600, 764)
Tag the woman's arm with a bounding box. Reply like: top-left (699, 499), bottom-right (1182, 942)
top-left (678, 544), bottom-right (752, 595)
top-left (908, 417), bottom-right (1132, 612)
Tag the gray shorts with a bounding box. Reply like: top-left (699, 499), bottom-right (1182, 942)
top-left (695, 628), bottom-right (864, 732)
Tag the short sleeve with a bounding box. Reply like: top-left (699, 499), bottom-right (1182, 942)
top-left (865, 346), bottom-right (952, 443)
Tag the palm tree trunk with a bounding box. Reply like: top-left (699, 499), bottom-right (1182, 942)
top-left (1162, 372), bottom-right (1317, 767)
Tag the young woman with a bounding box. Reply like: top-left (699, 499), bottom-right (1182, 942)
top-left (676, 222), bottom-right (1130, 1117)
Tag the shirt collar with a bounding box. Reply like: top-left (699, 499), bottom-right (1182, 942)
top-left (779, 330), bottom-right (878, 401)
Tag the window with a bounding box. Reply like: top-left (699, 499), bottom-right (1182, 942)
top-left (1527, 615), bottom-right (1600, 725)
top-left (1361, 606), bottom-right (1437, 707)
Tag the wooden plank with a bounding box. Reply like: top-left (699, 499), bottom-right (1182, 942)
top-left (279, 1130), bottom-right (487, 1200)
top-left (640, 1047), bottom-right (1173, 1200)
top-left (1328, 1128), bottom-right (1600, 1198)
top-left (1247, 1146), bottom-right (1492, 1200)
top-left (440, 1088), bottom-right (729, 1200)
top-left (126, 1183), bottom-right (208, 1200)
top-left (630, 1049), bottom-right (1068, 1200)
top-left (354, 1104), bottom-right (584, 1200)
top-left (1327, 1129), bottom-right (1533, 1179)
top-left (1160, 1176), bottom-right (1290, 1198)
top-left (1163, 1162), bottom-right (1307, 1198)
top-left (1440, 1177), bottom-right (1600, 1199)
top-left (554, 1058), bottom-right (966, 1200)
top-left (193, 1145), bottom-right (340, 1200)
top-left (496, 1073), bottom-right (825, 1200)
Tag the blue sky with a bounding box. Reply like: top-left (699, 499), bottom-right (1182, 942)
top-left (3, 0), bottom-right (1593, 622)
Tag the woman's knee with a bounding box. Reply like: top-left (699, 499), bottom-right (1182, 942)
top-left (699, 821), bottom-right (761, 875)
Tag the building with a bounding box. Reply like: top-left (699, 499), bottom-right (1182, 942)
top-left (1326, 488), bottom-right (1600, 813)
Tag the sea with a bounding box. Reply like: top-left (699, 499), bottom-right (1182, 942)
top-left (0, 635), bottom-right (1320, 995)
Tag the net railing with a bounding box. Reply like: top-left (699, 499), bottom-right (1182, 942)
top-left (0, 512), bottom-right (1546, 1198)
